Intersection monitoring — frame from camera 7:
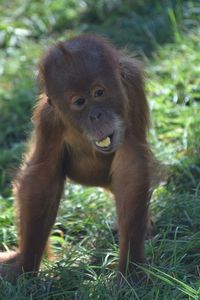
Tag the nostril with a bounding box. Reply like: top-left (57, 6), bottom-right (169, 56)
top-left (89, 111), bottom-right (102, 122)
top-left (96, 112), bottom-right (102, 119)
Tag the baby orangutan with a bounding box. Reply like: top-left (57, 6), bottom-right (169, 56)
top-left (0, 34), bottom-right (154, 283)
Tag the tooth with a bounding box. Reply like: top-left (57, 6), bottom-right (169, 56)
top-left (95, 137), bottom-right (111, 148)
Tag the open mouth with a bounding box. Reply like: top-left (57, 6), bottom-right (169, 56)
top-left (94, 133), bottom-right (114, 153)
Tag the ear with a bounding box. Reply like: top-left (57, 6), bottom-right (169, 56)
top-left (36, 70), bottom-right (52, 106)
top-left (119, 56), bottom-right (150, 140)
top-left (47, 97), bottom-right (52, 106)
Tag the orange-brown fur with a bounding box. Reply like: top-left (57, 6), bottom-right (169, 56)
top-left (0, 34), bottom-right (154, 282)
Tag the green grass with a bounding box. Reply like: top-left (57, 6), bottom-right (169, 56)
top-left (0, 1), bottom-right (200, 299)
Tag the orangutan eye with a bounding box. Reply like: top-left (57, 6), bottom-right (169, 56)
top-left (74, 97), bottom-right (86, 107)
top-left (71, 95), bottom-right (86, 111)
top-left (94, 89), bottom-right (104, 97)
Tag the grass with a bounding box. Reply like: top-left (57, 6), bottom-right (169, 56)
top-left (0, 1), bottom-right (200, 299)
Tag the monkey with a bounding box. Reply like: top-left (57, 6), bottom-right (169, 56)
top-left (0, 34), bottom-right (154, 283)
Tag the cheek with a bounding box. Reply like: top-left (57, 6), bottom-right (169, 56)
top-left (54, 102), bottom-right (82, 130)
top-left (113, 115), bottom-right (125, 143)
top-left (112, 86), bottom-right (129, 113)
